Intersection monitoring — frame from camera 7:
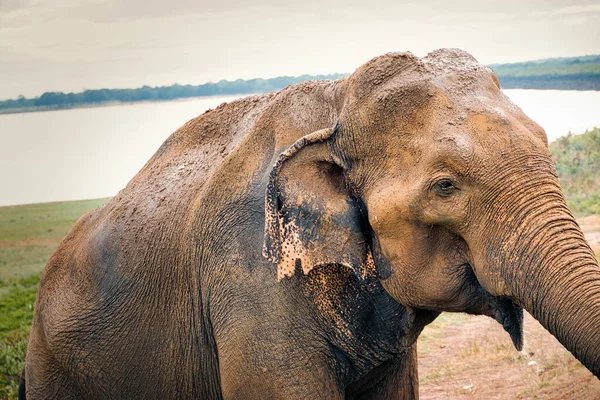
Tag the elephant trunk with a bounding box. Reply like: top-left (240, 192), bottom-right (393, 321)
top-left (472, 174), bottom-right (600, 377)
top-left (511, 221), bottom-right (600, 376)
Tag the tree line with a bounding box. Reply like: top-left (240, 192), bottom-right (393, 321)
top-left (1, 54), bottom-right (599, 113)
top-left (497, 73), bottom-right (600, 90)
top-left (0, 74), bottom-right (347, 112)
top-left (489, 55), bottom-right (600, 90)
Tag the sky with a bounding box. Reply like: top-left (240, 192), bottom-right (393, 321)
top-left (1, 0), bottom-right (600, 100)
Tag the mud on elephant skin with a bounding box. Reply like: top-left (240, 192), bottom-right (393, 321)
top-left (23, 49), bottom-right (600, 399)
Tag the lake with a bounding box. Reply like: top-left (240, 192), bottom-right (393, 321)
top-left (1, 90), bottom-right (599, 207)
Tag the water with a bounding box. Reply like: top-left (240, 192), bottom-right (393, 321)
top-left (1, 90), bottom-right (599, 207)
top-left (0, 96), bottom-right (242, 207)
top-left (503, 90), bottom-right (600, 140)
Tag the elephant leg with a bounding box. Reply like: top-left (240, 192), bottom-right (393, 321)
top-left (24, 353), bottom-right (83, 399)
top-left (217, 332), bottom-right (345, 399)
top-left (345, 344), bottom-right (418, 400)
top-left (25, 329), bottom-right (83, 399)
top-left (219, 353), bottom-right (345, 400)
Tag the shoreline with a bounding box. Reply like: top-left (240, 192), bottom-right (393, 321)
top-left (0, 94), bottom-right (250, 116)
top-left (1, 87), bottom-right (598, 116)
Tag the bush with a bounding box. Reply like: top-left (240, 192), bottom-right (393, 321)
top-left (550, 127), bottom-right (600, 216)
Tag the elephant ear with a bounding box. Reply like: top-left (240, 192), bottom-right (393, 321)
top-left (263, 127), bottom-right (374, 281)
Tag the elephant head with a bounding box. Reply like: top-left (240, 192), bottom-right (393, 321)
top-left (263, 49), bottom-right (600, 376)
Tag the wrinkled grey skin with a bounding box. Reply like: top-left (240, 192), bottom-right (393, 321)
top-left (23, 49), bottom-right (599, 399)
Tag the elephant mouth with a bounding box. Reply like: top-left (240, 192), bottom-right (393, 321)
top-left (464, 263), bottom-right (524, 351)
top-left (491, 297), bottom-right (524, 351)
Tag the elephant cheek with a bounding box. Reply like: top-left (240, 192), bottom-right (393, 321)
top-left (371, 234), bottom-right (455, 308)
top-left (465, 244), bottom-right (511, 297)
top-left (370, 241), bottom-right (418, 305)
top-left (378, 273), bottom-right (419, 307)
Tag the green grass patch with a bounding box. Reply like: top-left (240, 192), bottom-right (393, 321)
top-left (0, 198), bottom-right (108, 398)
top-left (0, 275), bottom-right (40, 338)
top-left (0, 198), bottom-right (109, 243)
top-left (0, 275), bottom-right (41, 399)
top-left (0, 244), bottom-right (57, 287)
top-left (0, 198), bottom-right (109, 281)
top-left (0, 328), bottom-right (28, 398)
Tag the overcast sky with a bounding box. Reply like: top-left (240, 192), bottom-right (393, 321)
top-left (1, 0), bottom-right (599, 100)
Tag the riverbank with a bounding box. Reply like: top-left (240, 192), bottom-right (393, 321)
top-left (2, 85), bottom-right (599, 116)
top-left (0, 95), bottom-right (244, 116)
top-left (0, 101), bottom-right (127, 115)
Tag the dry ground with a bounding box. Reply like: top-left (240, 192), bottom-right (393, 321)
top-left (418, 313), bottom-right (600, 399)
top-left (415, 214), bottom-right (600, 399)
top-left (580, 215), bottom-right (600, 255)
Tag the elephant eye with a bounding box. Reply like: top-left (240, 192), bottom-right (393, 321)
top-left (433, 179), bottom-right (458, 196)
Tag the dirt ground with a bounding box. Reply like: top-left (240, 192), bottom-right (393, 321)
top-left (416, 214), bottom-right (600, 399)
top-left (580, 215), bottom-right (600, 254)
top-left (418, 312), bottom-right (600, 399)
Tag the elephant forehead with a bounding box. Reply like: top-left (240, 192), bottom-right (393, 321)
top-left (466, 108), bottom-right (545, 150)
top-left (432, 133), bottom-right (475, 171)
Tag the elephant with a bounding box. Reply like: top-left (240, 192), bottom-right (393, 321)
top-left (22, 48), bottom-right (600, 399)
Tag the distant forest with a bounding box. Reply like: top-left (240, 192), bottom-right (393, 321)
top-left (490, 54), bottom-right (600, 90)
top-left (0, 74), bottom-right (346, 114)
top-left (1, 55), bottom-right (599, 114)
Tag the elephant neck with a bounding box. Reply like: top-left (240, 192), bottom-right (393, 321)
top-left (288, 265), bottom-right (436, 384)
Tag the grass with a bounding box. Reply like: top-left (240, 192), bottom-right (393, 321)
top-left (0, 199), bottom-right (108, 281)
top-left (0, 276), bottom-right (40, 397)
top-left (0, 199), bottom-right (108, 399)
